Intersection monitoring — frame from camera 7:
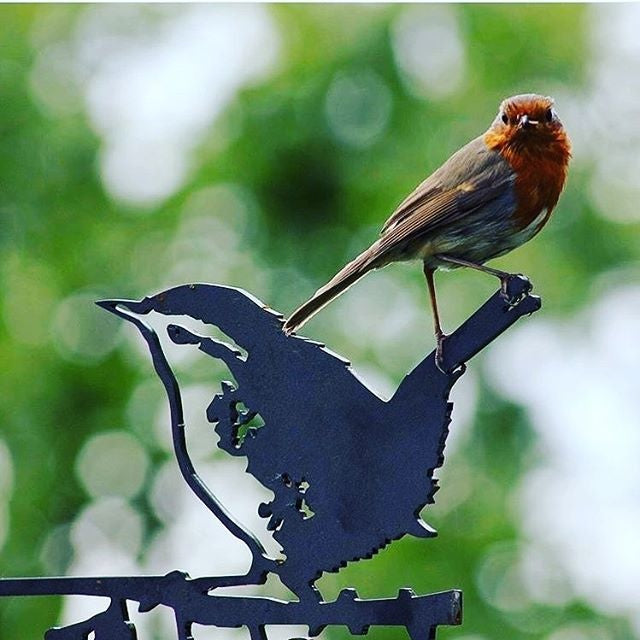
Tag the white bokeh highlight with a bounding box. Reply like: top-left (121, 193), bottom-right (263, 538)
top-left (71, 5), bottom-right (280, 207)
top-left (391, 5), bottom-right (466, 100)
top-left (325, 69), bottom-right (393, 148)
top-left (52, 290), bottom-right (123, 363)
top-left (0, 439), bottom-right (14, 552)
top-left (486, 283), bottom-right (640, 624)
top-left (560, 4), bottom-right (640, 222)
top-left (60, 497), bottom-right (146, 630)
top-left (75, 431), bottom-right (149, 499)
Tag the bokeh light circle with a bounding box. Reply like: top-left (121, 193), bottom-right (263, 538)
top-left (75, 430), bottom-right (149, 499)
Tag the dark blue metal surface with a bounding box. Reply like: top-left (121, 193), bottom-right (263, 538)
top-left (0, 276), bottom-right (540, 639)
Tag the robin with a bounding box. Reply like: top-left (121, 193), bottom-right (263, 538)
top-left (283, 93), bottom-right (571, 365)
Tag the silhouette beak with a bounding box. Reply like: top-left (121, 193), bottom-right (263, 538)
top-left (96, 298), bottom-right (152, 321)
top-left (96, 299), bottom-right (129, 312)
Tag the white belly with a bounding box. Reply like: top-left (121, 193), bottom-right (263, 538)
top-left (509, 207), bottom-right (548, 247)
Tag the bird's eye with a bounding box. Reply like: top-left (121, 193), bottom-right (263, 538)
top-left (501, 113), bottom-right (508, 124)
top-left (545, 108), bottom-right (553, 122)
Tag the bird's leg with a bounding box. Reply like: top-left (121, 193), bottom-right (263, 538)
top-left (435, 253), bottom-right (510, 279)
top-left (423, 264), bottom-right (446, 371)
top-left (434, 254), bottom-right (532, 304)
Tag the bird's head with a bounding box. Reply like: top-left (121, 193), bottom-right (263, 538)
top-left (486, 94), bottom-right (571, 159)
top-left (97, 284), bottom-right (285, 351)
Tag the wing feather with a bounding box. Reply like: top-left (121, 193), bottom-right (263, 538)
top-left (380, 182), bottom-right (441, 235)
top-left (374, 137), bottom-right (515, 261)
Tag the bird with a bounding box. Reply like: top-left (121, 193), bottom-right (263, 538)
top-left (98, 283), bottom-right (477, 602)
top-left (100, 278), bottom-right (539, 604)
top-left (283, 93), bottom-right (571, 365)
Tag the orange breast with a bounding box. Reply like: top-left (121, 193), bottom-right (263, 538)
top-left (484, 130), bottom-right (571, 231)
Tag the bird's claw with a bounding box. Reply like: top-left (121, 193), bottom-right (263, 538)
top-left (435, 333), bottom-right (447, 373)
top-left (499, 274), bottom-right (532, 306)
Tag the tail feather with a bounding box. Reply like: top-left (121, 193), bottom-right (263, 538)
top-left (283, 244), bottom-right (380, 334)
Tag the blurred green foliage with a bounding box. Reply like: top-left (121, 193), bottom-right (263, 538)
top-left (0, 4), bottom-right (637, 640)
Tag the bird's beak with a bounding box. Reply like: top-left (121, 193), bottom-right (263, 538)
top-left (96, 299), bottom-right (129, 313)
top-left (518, 114), bottom-right (539, 129)
top-left (96, 298), bottom-right (150, 322)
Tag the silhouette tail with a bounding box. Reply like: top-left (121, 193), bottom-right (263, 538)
top-left (283, 242), bottom-right (382, 335)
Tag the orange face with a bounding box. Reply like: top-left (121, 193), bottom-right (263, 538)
top-left (489, 94), bottom-right (566, 145)
top-left (484, 93), bottom-right (572, 231)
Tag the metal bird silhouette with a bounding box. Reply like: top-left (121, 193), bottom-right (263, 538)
top-left (98, 278), bottom-right (539, 603)
top-left (0, 278), bottom-right (540, 640)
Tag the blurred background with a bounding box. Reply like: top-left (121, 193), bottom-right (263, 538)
top-left (1, 3), bottom-right (639, 639)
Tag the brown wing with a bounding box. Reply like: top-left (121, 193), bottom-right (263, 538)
top-left (379, 140), bottom-right (484, 236)
top-left (380, 180), bottom-right (442, 235)
top-left (376, 136), bottom-right (516, 258)
top-left (377, 188), bottom-right (467, 255)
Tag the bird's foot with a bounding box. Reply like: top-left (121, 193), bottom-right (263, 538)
top-left (499, 274), bottom-right (533, 306)
top-left (435, 332), bottom-right (448, 373)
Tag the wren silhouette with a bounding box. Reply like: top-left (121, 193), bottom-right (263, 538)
top-left (99, 278), bottom-right (538, 602)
